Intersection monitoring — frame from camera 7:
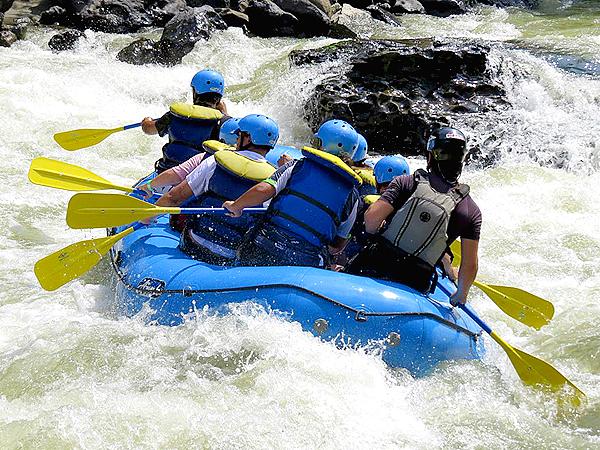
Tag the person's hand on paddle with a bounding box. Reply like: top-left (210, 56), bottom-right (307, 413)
top-left (450, 287), bottom-right (468, 306)
top-left (141, 117), bottom-right (158, 135)
top-left (278, 153), bottom-right (293, 167)
top-left (138, 180), bottom-right (154, 199)
top-left (223, 201), bottom-right (243, 218)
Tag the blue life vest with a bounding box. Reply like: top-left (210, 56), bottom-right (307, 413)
top-left (156, 103), bottom-right (223, 173)
top-left (187, 151), bottom-right (274, 257)
top-left (266, 147), bottom-right (362, 249)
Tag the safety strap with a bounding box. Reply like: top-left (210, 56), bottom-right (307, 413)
top-left (281, 188), bottom-right (342, 227)
top-left (271, 211), bottom-right (329, 245)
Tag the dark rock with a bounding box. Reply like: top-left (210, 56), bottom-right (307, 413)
top-left (117, 6), bottom-right (227, 66)
top-left (245, 0), bottom-right (298, 37)
top-left (328, 20), bottom-right (357, 39)
top-left (11, 17), bottom-right (30, 40)
top-left (187, 0), bottom-right (231, 7)
top-left (271, 0), bottom-right (331, 36)
top-left (0, 12), bottom-right (4, 27)
top-left (1, 0), bottom-right (14, 13)
top-left (217, 7), bottom-right (249, 27)
top-left (419, 0), bottom-right (470, 16)
top-left (307, 0), bottom-right (332, 16)
top-left (48, 29), bottom-right (84, 51)
top-left (39, 0), bottom-right (188, 33)
top-left (0, 29), bottom-right (17, 46)
top-left (391, 0), bottom-right (425, 14)
top-left (117, 38), bottom-right (162, 65)
top-left (39, 6), bottom-right (68, 25)
top-left (292, 39), bottom-right (506, 156)
top-left (366, 4), bottom-right (402, 26)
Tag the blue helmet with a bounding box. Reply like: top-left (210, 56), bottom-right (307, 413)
top-left (191, 69), bottom-right (225, 96)
top-left (374, 156), bottom-right (410, 184)
top-left (219, 117), bottom-right (240, 146)
top-left (314, 119), bottom-right (359, 156)
top-left (352, 134), bottom-right (368, 162)
top-left (236, 114), bottom-right (279, 148)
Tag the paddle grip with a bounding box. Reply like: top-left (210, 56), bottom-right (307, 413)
top-left (459, 304), bottom-right (492, 334)
top-left (124, 122), bottom-right (143, 130)
top-left (178, 207), bottom-right (268, 214)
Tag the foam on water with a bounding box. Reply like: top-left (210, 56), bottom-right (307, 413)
top-left (0, 6), bottom-right (599, 448)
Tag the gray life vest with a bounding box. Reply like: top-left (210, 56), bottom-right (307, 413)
top-left (380, 169), bottom-right (469, 267)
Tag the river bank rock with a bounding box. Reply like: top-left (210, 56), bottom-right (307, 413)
top-left (117, 6), bottom-right (226, 66)
top-left (1, 0), bottom-right (14, 13)
top-left (48, 29), bottom-right (84, 51)
top-left (39, 0), bottom-right (188, 33)
top-left (291, 39), bottom-right (506, 156)
top-left (0, 28), bottom-right (16, 45)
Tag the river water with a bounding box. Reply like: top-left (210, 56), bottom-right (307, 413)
top-left (0, 1), bottom-right (599, 448)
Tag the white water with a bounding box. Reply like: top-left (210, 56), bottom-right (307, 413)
top-left (1, 5), bottom-right (600, 448)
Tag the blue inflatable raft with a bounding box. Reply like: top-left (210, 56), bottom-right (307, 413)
top-left (109, 189), bottom-right (484, 376)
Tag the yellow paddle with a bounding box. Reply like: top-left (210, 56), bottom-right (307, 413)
top-left (34, 227), bottom-right (135, 291)
top-left (66, 193), bottom-right (267, 229)
top-left (450, 241), bottom-right (554, 330)
top-left (28, 157), bottom-right (134, 193)
top-left (459, 304), bottom-right (584, 406)
top-left (54, 121), bottom-right (143, 151)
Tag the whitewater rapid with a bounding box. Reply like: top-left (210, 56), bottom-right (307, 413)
top-left (0, 3), bottom-right (599, 448)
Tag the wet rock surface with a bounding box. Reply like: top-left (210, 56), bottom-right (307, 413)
top-left (117, 6), bottom-right (226, 66)
top-left (0, 0), bottom-right (14, 13)
top-left (291, 39), bottom-right (507, 156)
top-left (48, 29), bottom-right (84, 51)
top-left (39, 0), bottom-right (188, 33)
top-left (0, 28), bottom-right (16, 46)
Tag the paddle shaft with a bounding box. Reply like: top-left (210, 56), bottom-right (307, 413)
top-left (458, 304), bottom-right (492, 334)
top-left (124, 122), bottom-right (142, 131)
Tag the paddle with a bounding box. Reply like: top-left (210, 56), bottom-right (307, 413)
top-left (28, 157), bottom-right (134, 193)
top-left (450, 241), bottom-right (554, 330)
top-left (66, 193), bottom-right (267, 229)
top-left (35, 226), bottom-right (136, 291)
top-left (54, 121), bottom-right (143, 151)
top-left (459, 304), bottom-right (584, 405)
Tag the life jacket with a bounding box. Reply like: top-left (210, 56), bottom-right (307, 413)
top-left (266, 147), bottom-right (362, 249)
top-left (155, 103), bottom-right (223, 173)
top-left (354, 167), bottom-right (377, 196)
top-left (187, 150), bottom-right (275, 259)
top-left (380, 169), bottom-right (469, 267)
top-left (363, 194), bottom-right (380, 205)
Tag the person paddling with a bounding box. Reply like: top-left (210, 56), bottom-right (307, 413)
top-left (346, 127), bottom-right (482, 306)
top-left (144, 114), bottom-right (278, 265)
top-left (223, 119), bottom-right (361, 268)
top-left (141, 69), bottom-right (230, 173)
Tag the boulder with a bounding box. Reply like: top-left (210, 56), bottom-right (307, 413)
top-left (271, 0), bottom-right (331, 36)
top-left (1, 0), bottom-right (14, 13)
top-left (291, 39), bottom-right (506, 156)
top-left (217, 8), bottom-right (249, 27)
top-left (307, 0), bottom-right (332, 15)
top-left (187, 0), bottom-right (231, 6)
top-left (245, 0), bottom-right (298, 37)
top-left (117, 6), bottom-right (227, 66)
top-left (391, 0), bottom-right (425, 14)
top-left (48, 29), bottom-right (85, 51)
top-left (0, 29), bottom-right (17, 47)
top-left (11, 17), bottom-right (30, 40)
top-left (39, 6), bottom-right (68, 25)
top-left (419, 0), bottom-right (470, 17)
top-left (39, 0), bottom-right (188, 33)
top-left (0, 11), bottom-right (4, 27)
top-left (366, 4), bottom-right (402, 26)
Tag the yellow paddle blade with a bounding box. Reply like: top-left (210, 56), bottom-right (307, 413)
top-left (475, 282), bottom-right (554, 330)
top-left (450, 239), bottom-right (463, 265)
top-left (490, 332), bottom-right (585, 406)
top-left (54, 126), bottom-right (124, 151)
top-left (34, 228), bottom-right (134, 291)
top-left (66, 193), bottom-right (179, 229)
top-left (450, 240), bottom-right (554, 329)
top-left (28, 157), bottom-right (133, 193)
